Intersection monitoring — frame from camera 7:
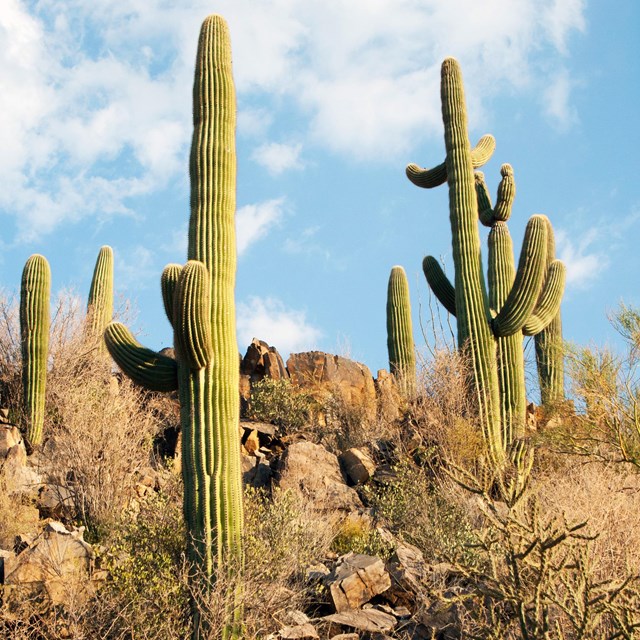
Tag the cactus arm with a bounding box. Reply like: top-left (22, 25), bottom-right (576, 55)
top-left (406, 134), bottom-right (496, 188)
top-left (491, 215), bottom-right (548, 338)
top-left (422, 256), bottom-right (456, 316)
top-left (487, 222), bottom-right (526, 445)
top-left (475, 171), bottom-right (495, 227)
top-left (161, 264), bottom-right (181, 328)
top-left (104, 322), bottom-right (179, 391)
top-left (386, 265), bottom-right (417, 396)
top-left (86, 246), bottom-right (114, 344)
top-left (523, 260), bottom-right (566, 336)
top-left (20, 254), bottom-right (50, 446)
top-left (174, 261), bottom-right (214, 370)
top-left (493, 164), bottom-right (515, 222)
top-left (532, 216), bottom-right (565, 405)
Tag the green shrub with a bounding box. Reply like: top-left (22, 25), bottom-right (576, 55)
top-left (363, 459), bottom-right (479, 566)
top-left (248, 378), bottom-right (315, 433)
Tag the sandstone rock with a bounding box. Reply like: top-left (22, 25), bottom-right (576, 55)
top-left (275, 441), bottom-right (362, 513)
top-left (280, 623), bottom-right (319, 639)
top-left (339, 448), bottom-right (376, 485)
top-left (329, 635), bottom-right (360, 640)
top-left (1, 437), bottom-right (41, 497)
top-left (387, 538), bottom-right (428, 596)
top-left (0, 424), bottom-right (22, 457)
top-left (286, 352), bottom-right (376, 417)
top-left (324, 608), bottom-right (396, 633)
top-left (326, 553), bottom-right (391, 612)
top-left (241, 338), bottom-right (289, 382)
top-left (3, 521), bottom-right (97, 612)
top-left (375, 369), bottom-right (402, 421)
top-left (243, 429), bottom-right (261, 456)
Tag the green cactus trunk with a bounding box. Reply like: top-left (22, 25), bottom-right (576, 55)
top-left (20, 254), bottom-right (50, 447)
top-left (386, 265), bottom-right (417, 398)
top-left (86, 245), bottom-right (114, 350)
top-left (103, 15), bottom-right (243, 639)
top-left (439, 59), bottom-right (503, 461)
top-left (535, 219), bottom-right (564, 407)
top-left (185, 16), bottom-right (243, 634)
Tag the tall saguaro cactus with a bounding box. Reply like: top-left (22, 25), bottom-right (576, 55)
top-left (407, 58), bottom-right (565, 459)
top-left (86, 245), bottom-right (114, 347)
top-left (104, 15), bottom-right (243, 639)
top-left (386, 265), bottom-right (416, 397)
top-left (20, 254), bottom-right (51, 447)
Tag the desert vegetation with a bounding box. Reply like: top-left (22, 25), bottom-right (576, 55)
top-left (1, 11), bottom-right (639, 640)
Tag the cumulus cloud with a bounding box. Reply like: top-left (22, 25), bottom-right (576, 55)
top-left (556, 228), bottom-right (606, 289)
top-left (236, 296), bottom-right (322, 357)
top-left (251, 142), bottom-right (303, 175)
top-left (1, 0), bottom-right (587, 242)
top-left (236, 198), bottom-right (286, 255)
top-left (543, 69), bottom-right (579, 129)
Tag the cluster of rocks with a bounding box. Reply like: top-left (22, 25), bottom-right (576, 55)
top-left (1, 338), bottom-right (470, 636)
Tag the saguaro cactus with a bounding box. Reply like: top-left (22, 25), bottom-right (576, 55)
top-left (86, 245), bottom-right (114, 347)
top-left (20, 254), bottom-right (51, 447)
top-left (104, 15), bottom-right (243, 638)
top-left (386, 265), bottom-right (416, 397)
top-left (407, 58), bottom-right (565, 459)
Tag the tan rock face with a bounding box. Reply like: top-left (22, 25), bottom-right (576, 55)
top-left (241, 338), bottom-right (289, 382)
top-left (2, 522), bottom-right (97, 612)
top-left (326, 552), bottom-right (391, 612)
top-left (275, 441), bottom-right (362, 513)
top-left (339, 448), bottom-right (376, 486)
top-left (286, 352), bottom-right (376, 417)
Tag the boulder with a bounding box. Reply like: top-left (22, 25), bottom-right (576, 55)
top-left (286, 352), bottom-right (376, 417)
top-left (274, 441), bottom-right (362, 513)
top-left (339, 448), bottom-right (376, 486)
top-left (324, 609), bottom-right (396, 633)
top-left (2, 521), bottom-right (98, 612)
top-left (326, 553), bottom-right (391, 612)
top-left (241, 338), bottom-right (289, 382)
top-left (0, 424), bottom-right (22, 457)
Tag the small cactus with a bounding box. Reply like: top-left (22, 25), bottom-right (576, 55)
top-left (386, 265), bottom-right (416, 397)
top-left (86, 245), bottom-right (113, 349)
top-left (20, 254), bottom-right (50, 447)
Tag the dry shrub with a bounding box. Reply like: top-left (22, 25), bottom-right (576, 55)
top-left (412, 348), bottom-right (483, 467)
top-left (0, 477), bottom-right (40, 549)
top-left (0, 290), bottom-right (22, 415)
top-left (38, 296), bottom-right (159, 534)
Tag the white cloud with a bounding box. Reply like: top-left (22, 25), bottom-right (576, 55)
top-left (0, 0), bottom-right (587, 242)
top-left (543, 69), bottom-right (578, 129)
top-left (251, 142), bottom-right (303, 175)
top-left (556, 228), bottom-right (606, 289)
top-left (236, 296), bottom-right (322, 357)
top-left (236, 198), bottom-right (286, 255)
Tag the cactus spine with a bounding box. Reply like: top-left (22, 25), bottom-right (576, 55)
top-left (104, 15), bottom-right (243, 638)
top-left (20, 254), bottom-right (51, 447)
top-left (386, 265), bottom-right (416, 397)
top-left (87, 245), bottom-right (113, 348)
top-left (407, 58), bottom-right (565, 459)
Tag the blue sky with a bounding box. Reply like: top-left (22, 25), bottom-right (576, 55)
top-left (1, 0), bottom-right (639, 382)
